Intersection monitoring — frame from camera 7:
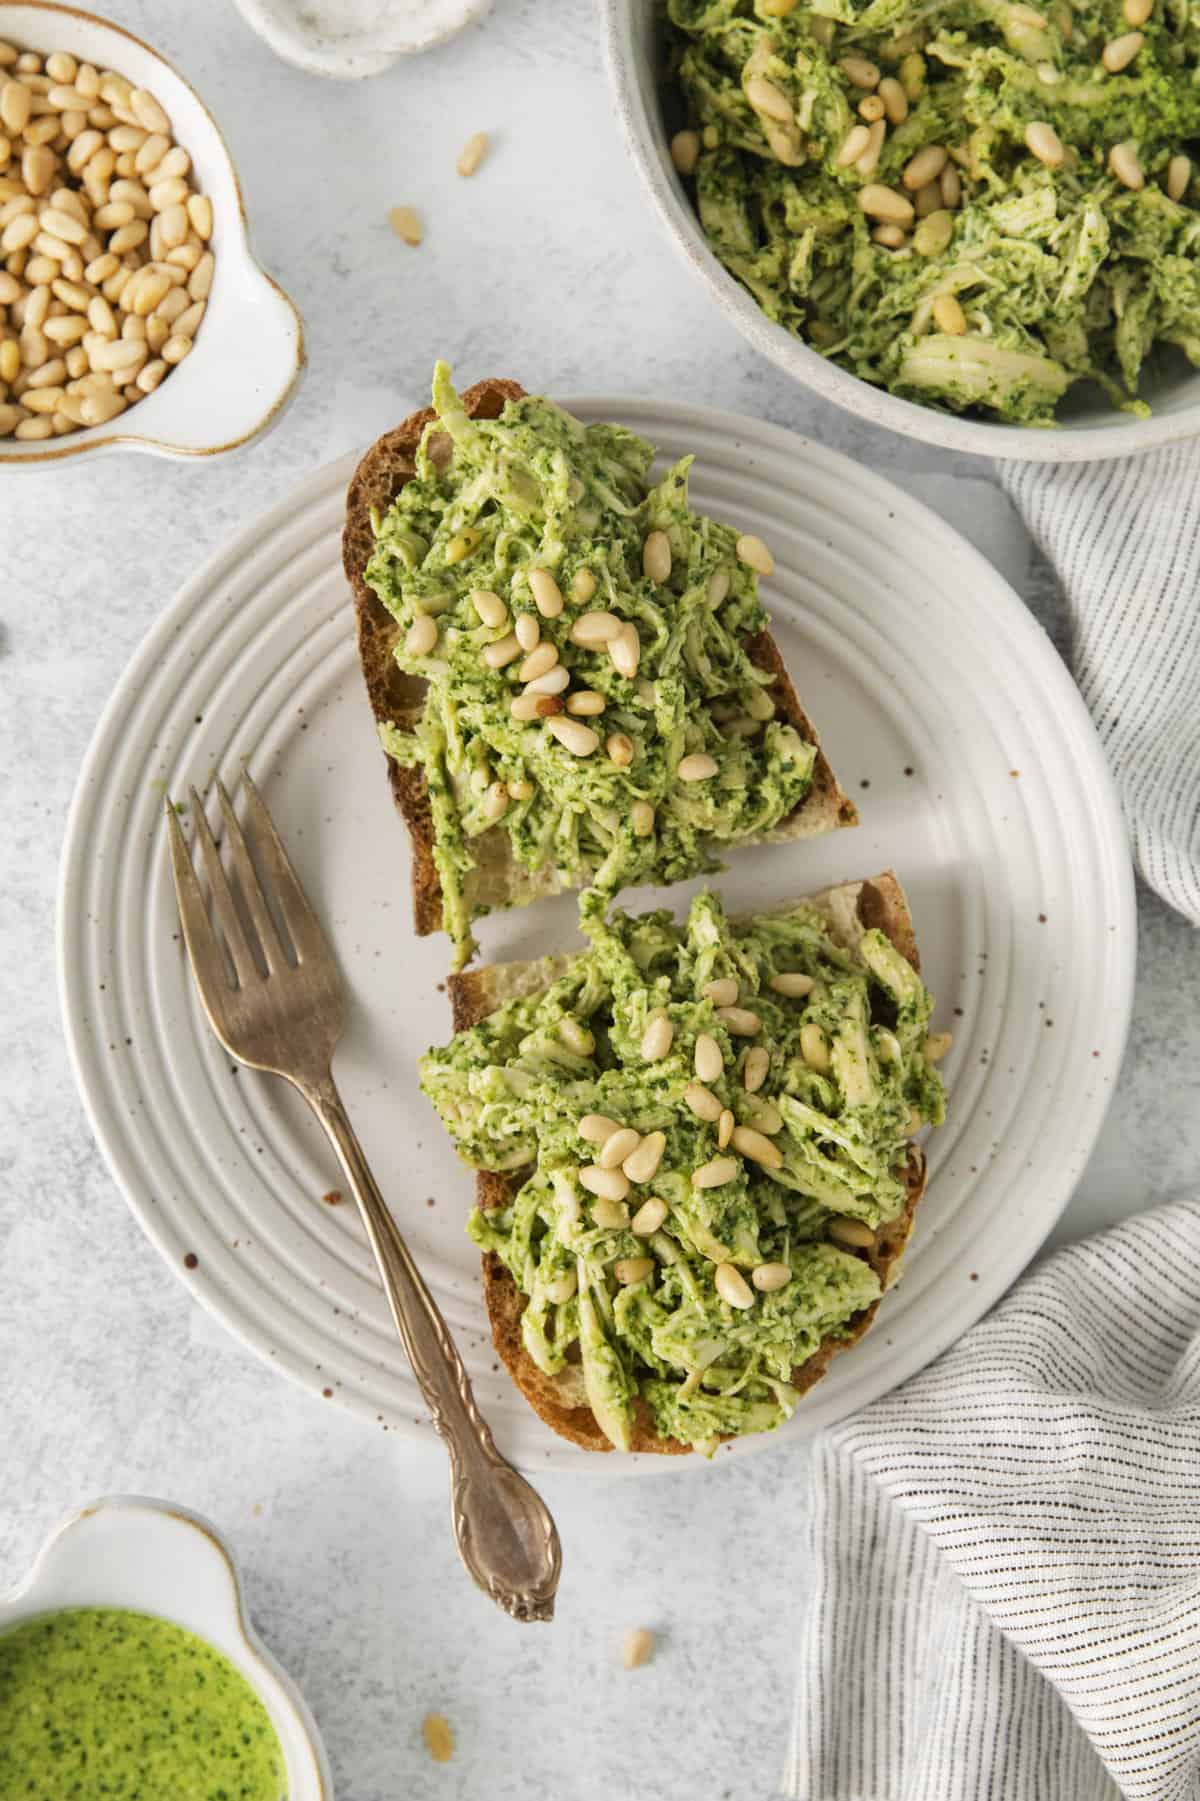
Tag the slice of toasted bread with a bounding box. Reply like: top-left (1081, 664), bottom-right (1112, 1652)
top-left (447, 872), bottom-right (930, 1456)
top-left (343, 378), bottom-right (857, 941)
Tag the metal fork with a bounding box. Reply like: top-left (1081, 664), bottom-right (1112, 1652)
top-left (165, 774), bottom-right (561, 1622)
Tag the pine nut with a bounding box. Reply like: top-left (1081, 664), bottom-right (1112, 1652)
top-left (571, 569), bottom-right (596, 605)
top-left (693, 1157), bottom-right (739, 1189)
top-left (730, 1125), bottom-right (784, 1169)
top-left (130, 88), bottom-right (170, 134)
top-left (878, 76), bottom-right (908, 123)
top-left (580, 1164), bottom-right (630, 1202)
top-left (609, 622), bottom-right (641, 679)
top-left (15, 413), bottom-right (52, 438)
top-left (405, 614), bottom-right (438, 656)
top-left (187, 193), bottom-right (212, 240)
top-left (592, 1198), bottom-right (629, 1231)
top-left (544, 1269), bottom-right (577, 1305)
top-left (510, 691), bottom-right (557, 721)
top-left (519, 641), bottom-right (559, 682)
top-left (913, 209), bottom-right (953, 256)
top-left (643, 528), bottom-right (671, 582)
top-left (388, 204), bottom-right (422, 246)
top-left (158, 201), bottom-right (188, 249)
top-left (828, 1215), bottom-right (875, 1248)
top-left (694, 1034), bottom-right (723, 1083)
top-left (1, 80), bottom-right (31, 135)
top-left (742, 1045), bottom-right (770, 1092)
top-left (570, 610), bottom-right (621, 647)
top-left (90, 335), bottom-right (145, 371)
top-left (527, 567), bottom-right (563, 617)
top-left (599, 1127), bottom-right (641, 1170)
top-left (707, 566), bottom-right (730, 609)
top-left (631, 1196), bottom-right (669, 1237)
top-left (859, 94), bottom-right (886, 122)
top-left (133, 130), bottom-right (168, 174)
top-left (924, 1030), bottom-right (953, 1062)
top-left (684, 1081), bottom-right (722, 1122)
top-left (641, 1011), bottom-right (674, 1061)
top-left (171, 299), bottom-right (204, 339)
top-left (134, 355), bottom-right (166, 393)
top-left (717, 1108), bottom-right (734, 1149)
top-left (1109, 141), bottom-right (1144, 190)
top-left (745, 73), bottom-right (794, 118)
top-left (677, 752), bottom-right (718, 782)
top-left (188, 251), bottom-right (214, 299)
top-left (624, 1131), bottom-right (666, 1184)
top-left (606, 731), bottom-right (634, 767)
top-left (932, 292), bottom-right (968, 335)
top-left (160, 332), bottom-right (191, 366)
top-left (483, 633), bottom-right (521, 668)
top-left (1025, 120), bottom-right (1064, 167)
top-left (1102, 31), bottom-right (1143, 71)
top-left (670, 129), bottom-right (700, 176)
top-left (1123, 0), bottom-right (1152, 18)
top-left (579, 1114), bottom-right (622, 1145)
top-left (752, 1263), bottom-right (792, 1293)
top-left (0, 340), bottom-right (19, 383)
top-left (800, 1022), bottom-right (831, 1072)
top-left (735, 532), bottom-right (774, 575)
top-left (860, 184), bottom-right (914, 226)
top-left (471, 589), bottom-right (507, 628)
top-left (1167, 155), bottom-right (1192, 202)
top-left (715, 1262), bottom-right (755, 1308)
top-left (632, 800), bottom-right (655, 836)
top-left (546, 715), bottom-right (598, 756)
top-left (43, 314), bottom-right (86, 344)
top-left (702, 978), bottom-right (738, 1007)
top-left (940, 164), bottom-right (962, 208)
top-left (23, 383), bottom-right (65, 411)
top-left (902, 144), bottom-right (948, 191)
top-left (614, 1257), bottom-right (654, 1287)
top-left (455, 129), bottom-right (489, 178)
top-left (856, 119), bottom-right (886, 179)
top-left (566, 689), bottom-right (605, 715)
top-left (770, 971), bottom-right (814, 998)
top-left (913, 179), bottom-right (942, 220)
top-left (524, 667), bottom-right (569, 697)
top-left (482, 781), bottom-right (508, 823)
top-left (512, 612), bottom-right (539, 651)
top-left (840, 55), bottom-right (880, 89)
top-left (717, 1006), bottom-right (760, 1035)
top-left (836, 124), bottom-right (871, 168)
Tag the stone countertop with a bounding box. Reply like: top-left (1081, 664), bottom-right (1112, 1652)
top-left (2, 3), bottom-right (1198, 1797)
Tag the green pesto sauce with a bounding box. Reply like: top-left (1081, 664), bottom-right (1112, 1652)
top-left (667, 0), bottom-right (1200, 425)
top-left (0, 1608), bottom-right (287, 1800)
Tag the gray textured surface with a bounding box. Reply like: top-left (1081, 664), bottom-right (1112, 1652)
top-left (1, 3), bottom-right (1198, 1797)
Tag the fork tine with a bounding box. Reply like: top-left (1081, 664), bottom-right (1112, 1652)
top-left (164, 798), bottom-right (233, 1002)
top-left (188, 786), bottom-right (260, 988)
top-left (215, 779), bottom-right (286, 974)
top-left (238, 771), bottom-right (329, 964)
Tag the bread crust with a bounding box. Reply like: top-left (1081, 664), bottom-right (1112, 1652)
top-left (448, 872), bottom-right (930, 1455)
top-left (344, 378), bottom-right (857, 943)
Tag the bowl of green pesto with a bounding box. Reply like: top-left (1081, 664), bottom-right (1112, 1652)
top-left (0, 1497), bottom-right (331, 1801)
top-left (604, 0), bottom-right (1200, 458)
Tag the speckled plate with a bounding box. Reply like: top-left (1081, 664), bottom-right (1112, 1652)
top-left (57, 400), bottom-right (1135, 1473)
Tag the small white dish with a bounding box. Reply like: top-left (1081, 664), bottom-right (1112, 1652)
top-left (231, 0), bottom-right (491, 80)
top-left (0, 1495), bottom-right (332, 1799)
top-left (603, 0), bottom-right (1200, 462)
top-left (0, 3), bottom-right (304, 467)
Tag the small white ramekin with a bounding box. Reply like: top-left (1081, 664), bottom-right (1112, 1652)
top-left (0, 2), bottom-right (304, 467)
top-left (0, 1495), bottom-right (333, 1799)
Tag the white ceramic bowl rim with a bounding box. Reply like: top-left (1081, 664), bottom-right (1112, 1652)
top-left (0, 1494), bottom-right (332, 1799)
top-left (0, 1), bottom-right (305, 465)
top-left (601, 0), bottom-right (1200, 463)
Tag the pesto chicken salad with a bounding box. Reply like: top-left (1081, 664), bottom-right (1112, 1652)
top-left (363, 365), bottom-right (823, 967)
top-left (665, 0), bottom-right (1200, 424)
top-left (421, 891), bottom-right (948, 1452)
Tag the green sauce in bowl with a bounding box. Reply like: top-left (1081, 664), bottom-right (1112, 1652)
top-left (0, 1607), bottom-right (287, 1799)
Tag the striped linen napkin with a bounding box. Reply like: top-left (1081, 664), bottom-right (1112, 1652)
top-left (786, 1198), bottom-right (1200, 1801)
top-left (1000, 452), bottom-right (1200, 925)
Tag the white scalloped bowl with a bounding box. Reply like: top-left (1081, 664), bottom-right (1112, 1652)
top-left (0, 1495), bottom-right (332, 1798)
top-left (0, 2), bottom-right (304, 466)
top-left (603, 0), bottom-right (1200, 462)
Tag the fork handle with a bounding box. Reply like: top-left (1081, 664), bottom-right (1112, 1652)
top-left (305, 1076), bottom-right (561, 1622)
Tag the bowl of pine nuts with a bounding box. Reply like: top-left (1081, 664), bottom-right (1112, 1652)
top-left (0, 3), bottom-right (303, 463)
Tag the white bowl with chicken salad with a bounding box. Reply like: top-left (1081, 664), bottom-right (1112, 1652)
top-left (604, 0), bottom-right (1200, 460)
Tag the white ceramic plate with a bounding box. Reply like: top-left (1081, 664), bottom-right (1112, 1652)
top-left (58, 400), bottom-right (1135, 1472)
